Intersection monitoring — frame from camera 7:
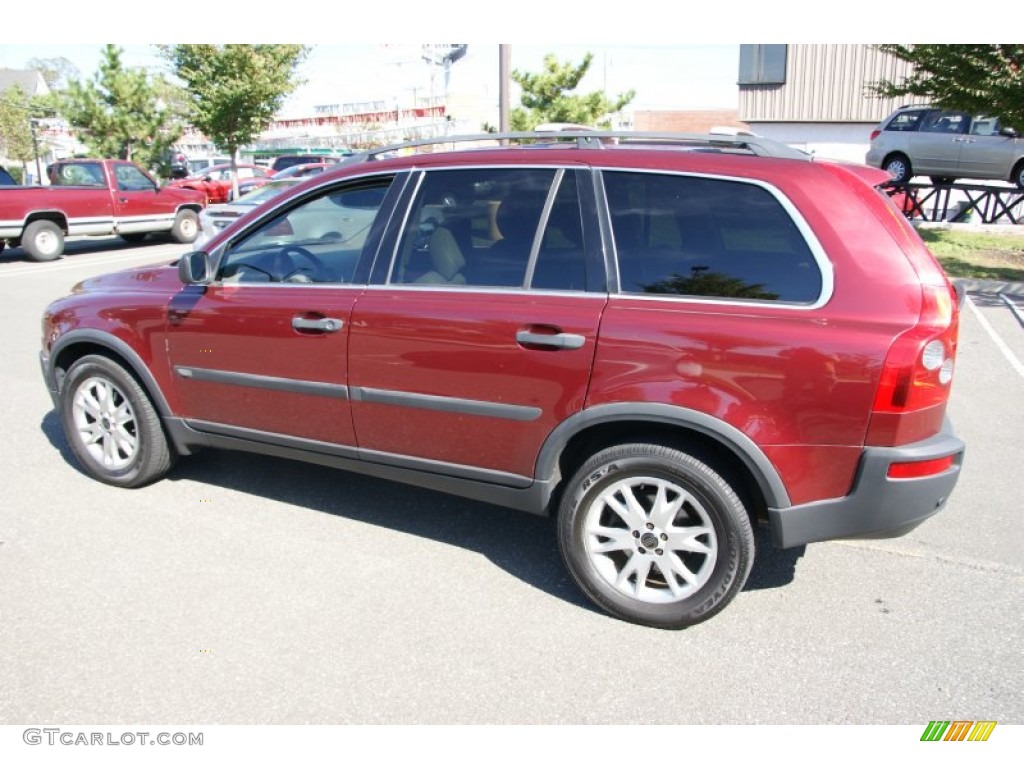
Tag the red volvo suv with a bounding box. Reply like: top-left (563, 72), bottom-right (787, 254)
top-left (40, 132), bottom-right (964, 629)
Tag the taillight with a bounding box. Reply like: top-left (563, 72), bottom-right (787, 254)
top-left (867, 283), bottom-right (959, 446)
top-left (869, 129), bottom-right (881, 141)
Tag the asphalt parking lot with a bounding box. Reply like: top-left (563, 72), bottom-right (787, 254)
top-left (0, 237), bottom-right (1021, 728)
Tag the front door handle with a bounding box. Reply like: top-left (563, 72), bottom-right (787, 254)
top-left (292, 316), bottom-right (344, 333)
top-left (516, 329), bottom-right (585, 350)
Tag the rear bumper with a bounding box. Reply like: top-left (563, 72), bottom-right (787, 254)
top-left (768, 419), bottom-right (964, 548)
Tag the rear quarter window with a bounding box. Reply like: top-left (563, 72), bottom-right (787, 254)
top-left (604, 170), bottom-right (823, 303)
top-left (885, 110), bottom-right (926, 132)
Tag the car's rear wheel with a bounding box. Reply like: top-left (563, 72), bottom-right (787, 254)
top-left (60, 355), bottom-right (174, 488)
top-left (884, 153), bottom-right (912, 184)
top-left (22, 220), bottom-right (64, 261)
top-left (170, 209), bottom-right (199, 244)
top-left (557, 443), bottom-right (755, 629)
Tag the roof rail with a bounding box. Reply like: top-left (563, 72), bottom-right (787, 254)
top-left (340, 130), bottom-right (811, 165)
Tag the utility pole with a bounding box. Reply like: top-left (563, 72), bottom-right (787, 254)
top-left (499, 45), bottom-right (510, 133)
top-left (29, 118), bottom-right (42, 185)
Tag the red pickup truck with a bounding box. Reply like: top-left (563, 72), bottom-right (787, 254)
top-left (0, 159), bottom-right (205, 261)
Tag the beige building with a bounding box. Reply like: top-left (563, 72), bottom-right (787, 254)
top-left (738, 44), bottom-right (916, 162)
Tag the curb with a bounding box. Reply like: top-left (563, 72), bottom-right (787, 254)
top-left (953, 278), bottom-right (1024, 296)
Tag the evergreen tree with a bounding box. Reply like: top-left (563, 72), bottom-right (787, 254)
top-left (511, 53), bottom-right (635, 131)
top-left (61, 45), bottom-right (184, 172)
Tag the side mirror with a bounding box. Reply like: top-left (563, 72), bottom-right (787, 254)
top-left (178, 251), bottom-right (212, 284)
top-left (999, 126), bottom-right (1018, 138)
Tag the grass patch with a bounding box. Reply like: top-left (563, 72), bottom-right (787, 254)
top-left (916, 227), bottom-right (1024, 281)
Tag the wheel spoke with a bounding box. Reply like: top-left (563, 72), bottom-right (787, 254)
top-left (604, 485), bottom-right (648, 529)
top-left (649, 482), bottom-right (685, 529)
top-left (587, 525), bottom-right (634, 554)
top-left (113, 425), bottom-right (137, 457)
top-left (81, 421), bottom-right (104, 445)
top-left (615, 553), bottom-right (650, 595)
top-left (666, 526), bottom-right (713, 554)
top-left (658, 552), bottom-right (699, 594)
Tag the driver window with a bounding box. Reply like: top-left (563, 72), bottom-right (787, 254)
top-left (216, 177), bottom-right (393, 285)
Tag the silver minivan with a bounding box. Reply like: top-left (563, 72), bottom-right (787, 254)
top-left (865, 105), bottom-right (1023, 187)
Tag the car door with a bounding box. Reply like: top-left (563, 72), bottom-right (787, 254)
top-left (957, 116), bottom-right (1016, 180)
top-left (165, 173), bottom-right (401, 449)
top-left (111, 162), bottom-right (170, 234)
top-left (347, 166), bottom-right (607, 483)
top-left (913, 109), bottom-right (969, 176)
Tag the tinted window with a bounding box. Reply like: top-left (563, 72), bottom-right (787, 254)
top-left (217, 178), bottom-right (392, 285)
top-left (920, 111), bottom-right (969, 135)
top-left (604, 171), bottom-right (822, 303)
top-left (390, 167), bottom-right (588, 290)
top-left (738, 44), bottom-right (787, 85)
top-left (885, 109), bottom-right (926, 132)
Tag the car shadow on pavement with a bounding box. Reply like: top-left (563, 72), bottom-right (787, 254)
top-left (40, 410), bottom-right (806, 617)
top-left (1, 235), bottom-right (168, 265)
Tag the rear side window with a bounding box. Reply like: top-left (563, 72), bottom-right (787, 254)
top-left (604, 171), bottom-right (822, 303)
top-left (885, 110), bottom-right (926, 132)
top-left (390, 167), bottom-right (589, 291)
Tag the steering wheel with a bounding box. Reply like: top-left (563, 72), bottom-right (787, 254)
top-left (278, 245), bottom-right (328, 283)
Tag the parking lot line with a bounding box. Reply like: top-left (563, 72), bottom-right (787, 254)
top-left (966, 295), bottom-right (1024, 379)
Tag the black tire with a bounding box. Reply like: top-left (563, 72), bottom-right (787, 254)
top-left (558, 443), bottom-right (755, 629)
top-left (170, 209), bottom-right (199, 244)
top-left (119, 232), bottom-right (148, 243)
top-left (883, 153), bottom-right (912, 184)
top-left (22, 219), bottom-right (64, 261)
top-left (59, 355), bottom-right (174, 488)
top-left (1012, 161), bottom-right (1024, 190)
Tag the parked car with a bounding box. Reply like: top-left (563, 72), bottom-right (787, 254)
top-left (270, 153), bottom-right (347, 173)
top-left (235, 163), bottom-right (335, 198)
top-left (195, 178), bottom-right (304, 247)
top-left (866, 104), bottom-right (1024, 186)
top-left (0, 158), bottom-right (204, 261)
top-left (167, 163), bottom-right (273, 205)
top-left (39, 131), bottom-right (964, 629)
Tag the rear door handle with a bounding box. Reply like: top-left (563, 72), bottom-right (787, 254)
top-left (516, 329), bottom-right (585, 350)
top-left (292, 316), bottom-right (344, 333)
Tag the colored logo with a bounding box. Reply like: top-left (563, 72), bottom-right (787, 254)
top-left (921, 721), bottom-right (997, 742)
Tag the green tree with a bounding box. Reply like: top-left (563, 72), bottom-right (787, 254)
top-left (869, 45), bottom-right (1024, 130)
top-left (0, 85), bottom-right (43, 181)
top-left (61, 45), bottom-right (184, 172)
top-left (161, 44), bottom-right (309, 194)
top-left (510, 53), bottom-right (635, 131)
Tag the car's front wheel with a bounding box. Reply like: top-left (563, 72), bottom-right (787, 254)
top-left (558, 443), bottom-right (755, 629)
top-left (1012, 160), bottom-right (1024, 189)
top-left (60, 355), bottom-right (174, 487)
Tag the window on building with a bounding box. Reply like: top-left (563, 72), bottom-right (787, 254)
top-left (738, 44), bottom-right (787, 85)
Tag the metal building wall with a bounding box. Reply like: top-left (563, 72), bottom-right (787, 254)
top-left (739, 45), bottom-right (918, 123)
